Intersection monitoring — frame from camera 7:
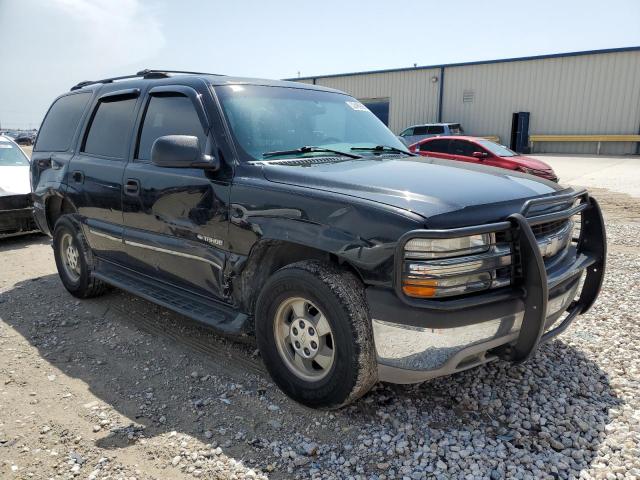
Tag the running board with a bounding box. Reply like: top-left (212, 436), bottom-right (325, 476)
top-left (92, 262), bottom-right (249, 336)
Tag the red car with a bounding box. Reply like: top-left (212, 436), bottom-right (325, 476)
top-left (409, 136), bottom-right (558, 182)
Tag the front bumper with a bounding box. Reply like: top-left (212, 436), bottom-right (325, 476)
top-left (369, 191), bottom-right (606, 384)
top-left (0, 194), bottom-right (39, 238)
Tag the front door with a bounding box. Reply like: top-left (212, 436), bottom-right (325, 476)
top-left (449, 139), bottom-right (481, 165)
top-left (122, 85), bottom-right (230, 299)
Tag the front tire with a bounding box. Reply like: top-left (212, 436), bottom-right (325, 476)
top-left (53, 216), bottom-right (108, 298)
top-left (255, 260), bottom-right (377, 408)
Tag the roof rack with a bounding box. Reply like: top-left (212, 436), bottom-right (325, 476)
top-left (70, 69), bottom-right (224, 91)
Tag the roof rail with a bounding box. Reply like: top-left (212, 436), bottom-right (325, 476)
top-left (136, 69), bottom-right (224, 77)
top-left (70, 69), bottom-right (224, 91)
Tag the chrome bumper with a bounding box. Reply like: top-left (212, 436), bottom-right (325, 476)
top-left (374, 278), bottom-right (581, 383)
top-left (373, 190), bottom-right (606, 384)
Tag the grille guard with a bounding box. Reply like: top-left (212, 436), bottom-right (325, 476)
top-left (394, 189), bottom-right (607, 363)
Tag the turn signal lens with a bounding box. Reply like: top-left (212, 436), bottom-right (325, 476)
top-left (402, 279), bottom-right (438, 298)
top-left (401, 233), bottom-right (510, 299)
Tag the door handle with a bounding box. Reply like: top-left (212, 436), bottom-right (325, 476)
top-left (71, 170), bottom-right (84, 183)
top-left (124, 178), bottom-right (140, 196)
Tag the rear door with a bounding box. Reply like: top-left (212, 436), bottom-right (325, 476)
top-left (121, 85), bottom-right (230, 299)
top-left (417, 138), bottom-right (451, 159)
top-left (66, 88), bottom-right (141, 264)
top-left (31, 91), bottom-right (94, 231)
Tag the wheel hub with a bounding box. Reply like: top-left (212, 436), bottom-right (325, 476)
top-left (60, 232), bottom-right (81, 282)
top-left (290, 317), bottom-right (319, 359)
top-left (273, 296), bottom-right (336, 381)
top-left (66, 244), bottom-right (79, 271)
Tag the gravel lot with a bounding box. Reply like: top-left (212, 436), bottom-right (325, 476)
top-left (0, 188), bottom-right (638, 480)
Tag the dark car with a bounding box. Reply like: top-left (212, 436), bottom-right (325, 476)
top-left (14, 132), bottom-right (37, 146)
top-left (410, 135), bottom-right (558, 181)
top-left (31, 70), bottom-right (606, 408)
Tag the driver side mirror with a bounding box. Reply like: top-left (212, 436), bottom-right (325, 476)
top-left (472, 151), bottom-right (488, 159)
top-left (151, 135), bottom-right (220, 170)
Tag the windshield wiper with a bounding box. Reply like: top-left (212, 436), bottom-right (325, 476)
top-left (262, 146), bottom-right (362, 159)
top-left (351, 145), bottom-right (416, 156)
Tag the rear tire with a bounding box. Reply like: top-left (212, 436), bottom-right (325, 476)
top-left (255, 260), bottom-right (377, 409)
top-left (53, 216), bottom-right (109, 298)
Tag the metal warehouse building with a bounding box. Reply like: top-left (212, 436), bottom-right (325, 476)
top-left (293, 47), bottom-right (640, 155)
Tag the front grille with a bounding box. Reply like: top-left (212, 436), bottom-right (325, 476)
top-left (495, 215), bottom-right (576, 285)
top-left (531, 219), bottom-right (568, 238)
top-left (0, 213), bottom-right (37, 234)
top-left (0, 194), bottom-right (31, 210)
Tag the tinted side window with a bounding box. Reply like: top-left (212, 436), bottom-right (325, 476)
top-left (450, 140), bottom-right (476, 157)
top-left (427, 125), bottom-right (445, 134)
top-left (420, 139), bottom-right (450, 153)
top-left (35, 92), bottom-right (91, 152)
top-left (400, 128), bottom-right (413, 137)
top-left (137, 95), bottom-right (206, 161)
top-left (83, 97), bottom-right (138, 158)
top-left (413, 126), bottom-right (428, 136)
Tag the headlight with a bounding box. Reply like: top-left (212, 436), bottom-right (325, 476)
top-left (402, 234), bottom-right (512, 298)
top-left (404, 234), bottom-right (491, 259)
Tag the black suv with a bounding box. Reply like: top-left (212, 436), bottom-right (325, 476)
top-left (31, 70), bottom-right (606, 408)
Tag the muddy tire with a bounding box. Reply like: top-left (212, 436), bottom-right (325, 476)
top-left (255, 260), bottom-right (378, 409)
top-left (53, 216), bottom-right (109, 298)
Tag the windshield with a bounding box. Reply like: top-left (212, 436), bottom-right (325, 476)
top-left (449, 124), bottom-right (464, 134)
top-left (215, 85), bottom-right (408, 161)
top-left (0, 140), bottom-right (30, 166)
top-left (476, 139), bottom-right (517, 157)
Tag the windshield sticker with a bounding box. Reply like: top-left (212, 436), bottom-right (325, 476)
top-left (346, 101), bottom-right (369, 111)
top-left (0, 144), bottom-right (12, 148)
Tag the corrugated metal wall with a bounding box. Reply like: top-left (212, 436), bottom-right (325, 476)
top-left (442, 50), bottom-right (640, 154)
top-left (295, 49), bottom-right (640, 155)
top-left (311, 69), bottom-right (441, 133)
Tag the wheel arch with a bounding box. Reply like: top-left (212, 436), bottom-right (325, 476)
top-left (45, 194), bottom-right (78, 233)
top-left (230, 238), bottom-right (365, 317)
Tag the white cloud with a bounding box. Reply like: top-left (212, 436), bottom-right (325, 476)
top-left (0, 0), bottom-right (166, 128)
top-left (47, 0), bottom-right (165, 69)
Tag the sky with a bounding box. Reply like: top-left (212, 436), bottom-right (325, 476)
top-left (0, 0), bottom-right (639, 129)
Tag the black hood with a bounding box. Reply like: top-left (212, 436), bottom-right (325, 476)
top-left (261, 156), bottom-right (567, 226)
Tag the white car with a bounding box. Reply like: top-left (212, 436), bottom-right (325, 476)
top-left (0, 135), bottom-right (38, 238)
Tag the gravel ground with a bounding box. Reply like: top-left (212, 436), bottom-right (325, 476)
top-left (0, 188), bottom-right (638, 480)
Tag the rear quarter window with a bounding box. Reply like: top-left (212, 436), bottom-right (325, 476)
top-left (35, 92), bottom-right (92, 152)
